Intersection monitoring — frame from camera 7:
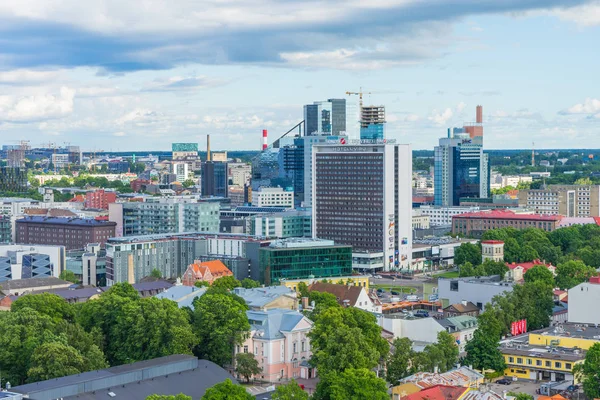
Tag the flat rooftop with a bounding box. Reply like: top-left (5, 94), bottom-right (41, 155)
top-left (500, 344), bottom-right (584, 362)
top-left (17, 216), bottom-right (116, 226)
top-left (531, 323), bottom-right (600, 340)
top-left (268, 237), bottom-right (339, 249)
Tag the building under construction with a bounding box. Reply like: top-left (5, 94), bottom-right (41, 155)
top-left (360, 105), bottom-right (386, 140)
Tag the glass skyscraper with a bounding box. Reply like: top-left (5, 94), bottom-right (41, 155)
top-left (359, 105), bottom-right (385, 140)
top-left (303, 99), bottom-right (346, 136)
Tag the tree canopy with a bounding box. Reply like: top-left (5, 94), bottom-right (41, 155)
top-left (59, 269), bottom-right (80, 284)
top-left (314, 368), bottom-right (388, 400)
top-left (146, 394), bottom-right (192, 400)
top-left (241, 278), bottom-right (261, 289)
top-left (386, 337), bottom-right (413, 385)
top-left (211, 275), bottom-right (242, 291)
top-left (555, 260), bottom-right (596, 289)
top-left (271, 380), bottom-right (309, 400)
top-left (11, 293), bottom-right (76, 323)
top-left (575, 343), bottom-right (600, 399)
top-left (523, 265), bottom-right (555, 286)
top-left (234, 353), bottom-right (261, 383)
top-left (454, 242), bottom-right (481, 266)
top-left (202, 379), bottom-right (254, 400)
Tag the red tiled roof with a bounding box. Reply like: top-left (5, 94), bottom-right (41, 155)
top-left (507, 259), bottom-right (553, 271)
top-left (405, 385), bottom-right (468, 400)
top-left (454, 209), bottom-right (561, 221)
top-left (594, 217), bottom-right (600, 226)
top-left (481, 240), bottom-right (504, 245)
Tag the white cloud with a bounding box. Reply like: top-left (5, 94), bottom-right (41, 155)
top-left (0, 86), bottom-right (75, 122)
top-left (563, 98), bottom-right (600, 114)
top-left (0, 69), bottom-right (59, 85)
top-left (552, 2), bottom-right (600, 26)
top-left (142, 75), bottom-right (230, 92)
top-left (456, 101), bottom-right (466, 113)
top-left (112, 131), bottom-right (126, 136)
top-left (428, 108), bottom-right (453, 125)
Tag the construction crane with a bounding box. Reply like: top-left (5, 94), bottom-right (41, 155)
top-left (345, 87), bottom-right (371, 110)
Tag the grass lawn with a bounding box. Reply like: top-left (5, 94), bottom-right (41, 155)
top-left (434, 271), bottom-right (460, 278)
top-left (371, 284), bottom-right (416, 293)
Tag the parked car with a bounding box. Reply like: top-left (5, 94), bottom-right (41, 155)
top-left (375, 275), bottom-right (383, 279)
top-left (567, 385), bottom-right (579, 392)
top-left (414, 310), bottom-right (429, 318)
top-left (377, 288), bottom-right (384, 294)
top-left (391, 290), bottom-right (400, 295)
top-left (496, 378), bottom-right (512, 385)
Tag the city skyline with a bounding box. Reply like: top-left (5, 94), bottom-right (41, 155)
top-left (0, 1), bottom-right (598, 151)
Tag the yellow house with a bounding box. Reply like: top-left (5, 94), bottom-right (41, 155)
top-left (529, 330), bottom-right (599, 351)
top-left (280, 275), bottom-right (370, 292)
top-left (500, 344), bottom-right (584, 383)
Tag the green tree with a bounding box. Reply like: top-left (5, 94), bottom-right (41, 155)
top-left (454, 242), bottom-right (481, 266)
top-left (271, 380), bottom-right (309, 400)
top-left (234, 353), bottom-right (261, 383)
top-left (11, 293), bottom-right (76, 323)
top-left (555, 260), bottom-right (596, 289)
top-left (241, 278), bottom-right (261, 289)
top-left (182, 179), bottom-right (196, 188)
top-left (523, 265), bottom-right (555, 286)
top-left (146, 395), bottom-right (192, 400)
top-left (463, 329), bottom-right (506, 372)
top-left (59, 269), bottom-right (80, 284)
top-left (192, 291), bottom-right (250, 367)
top-left (297, 282), bottom-right (309, 298)
top-left (194, 280), bottom-right (210, 288)
top-left (150, 268), bottom-right (162, 279)
top-left (27, 342), bottom-right (86, 382)
top-left (513, 394), bottom-right (534, 400)
top-left (211, 276), bottom-right (242, 290)
top-left (459, 262), bottom-right (475, 277)
top-left (482, 260), bottom-right (509, 277)
top-left (314, 369), bottom-right (388, 400)
top-left (575, 343), bottom-right (600, 399)
top-left (386, 337), bottom-right (413, 385)
top-left (433, 330), bottom-right (460, 372)
top-left (202, 379), bottom-right (254, 400)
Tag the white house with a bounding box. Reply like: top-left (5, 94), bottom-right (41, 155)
top-left (308, 282), bottom-right (382, 313)
top-left (568, 276), bottom-right (600, 325)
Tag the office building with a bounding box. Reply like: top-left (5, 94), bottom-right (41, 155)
top-left (105, 232), bottom-right (270, 285)
top-left (201, 135), bottom-right (228, 197)
top-left (259, 238), bottom-right (352, 285)
top-left (66, 243), bottom-right (105, 286)
top-left (568, 276), bottom-right (600, 325)
top-left (451, 209), bottom-right (561, 237)
top-left (304, 98), bottom-right (346, 136)
top-left (108, 198), bottom-right (220, 237)
top-left (252, 210), bottom-right (311, 239)
top-left (0, 166), bottom-right (27, 193)
top-left (312, 143), bottom-right (412, 271)
top-left (434, 106), bottom-right (489, 206)
top-left (85, 189), bottom-right (117, 209)
top-left (253, 187), bottom-right (294, 208)
top-left (438, 275), bottom-right (513, 311)
top-left (16, 217), bottom-right (115, 250)
top-left (229, 163), bottom-right (252, 186)
top-left (0, 243), bottom-right (66, 281)
top-left (173, 162), bottom-right (192, 183)
top-left (0, 214), bottom-right (11, 243)
top-left (419, 205), bottom-right (481, 226)
top-left (172, 142), bottom-right (199, 159)
top-left (518, 185), bottom-right (600, 217)
top-left (360, 105), bottom-right (386, 140)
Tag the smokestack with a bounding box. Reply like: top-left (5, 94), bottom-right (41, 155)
top-left (207, 135), bottom-right (211, 162)
top-left (262, 129), bottom-right (268, 151)
top-left (476, 105), bottom-right (483, 124)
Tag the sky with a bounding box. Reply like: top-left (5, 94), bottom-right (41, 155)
top-left (0, 0), bottom-right (599, 152)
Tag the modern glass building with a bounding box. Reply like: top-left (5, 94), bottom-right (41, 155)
top-left (359, 124), bottom-right (385, 140)
top-left (303, 99), bottom-right (346, 136)
top-left (0, 215), bottom-right (11, 243)
top-left (21, 253), bottom-right (53, 278)
top-left (259, 238), bottom-right (352, 285)
top-left (202, 161), bottom-right (228, 198)
top-left (359, 105), bottom-right (385, 140)
top-left (251, 210), bottom-right (312, 238)
top-left (0, 166), bottom-right (27, 193)
top-left (434, 130), bottom-right (490, 206)
top-left (0, 257), bottom-right (11, 282)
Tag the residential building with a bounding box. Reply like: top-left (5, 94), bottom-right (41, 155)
top-left (85, 189), bottom-right (117, 209)
top-left (229, 163), bottom-right (252, 186)
top-left (235, 309), bottom-right (314, 382)
top-left (500, 340), bottom-right (584, 383)
top-left (0, 276), bottom-right (72, 296)
top-left (253, 187), bottom-right (294, 208)
top-left (439, 315), bottom-right (478, 353)
top-left (568, 276), bottom-right (600, 325)
top-left (419, 206), bottom-right (481, 226)
top-left (452, 209), bottom-right (561, 237)
top-left (232, 286), bottom-right (298, 311)
top-left (16, 217), bottom-right (115, 250)
top-left (506, 259), bottom-right (555, 282)
top-left (251, 210), bottom-right (311, 239)
top-left (0, 166), bottom-right (27, 193)
top-left (403, 385), bottom-right (469, 400)
top-left (0, 214), bottom-right (11, 243)
top-left (518, 185), bottom-right (600, 217)
top-left (303, 98), bottom-right (346, 136)
top-left (312, 143), bottom-right (412, 271)
top-left (308, 281), bottom-right (382, 313)
top-left (443, 301), bottom-right (480, 318)
top-left (172, 162), bottom-right (192, 183)
top-left (181, 259), bottom-right (233, 286)
top-left (360, 105), bottom-right (386, 140)
top-left (377, 314), bottom-right (446, 346)
top-left (10, 355), bottom-right (238, 400)
top-left (393, 366), bottom-right (485, 400)
top-left (481, 240), bottom-right (504, 262)
top-left (155, 284), bottom-right (207, 309)
top-left (528, 323), bottom-right (600, 351)
top-left (108, 198), bottom-right (219, 237)
top-left (259, 238), bottom-right (352, 285)
top-left (438, 275), bottom-right (514, 311)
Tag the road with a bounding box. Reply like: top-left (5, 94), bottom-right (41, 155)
top-left (369, 277), bottom-right (425, 298)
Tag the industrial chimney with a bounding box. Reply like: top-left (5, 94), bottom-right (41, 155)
top-left (262, 129), bottom-right (268, 151)
top-left (476, 105), bottom-right (483, 124)
top-left (206, 134), bottom-right (211, 162)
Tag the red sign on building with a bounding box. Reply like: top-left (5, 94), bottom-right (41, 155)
top-left (511, 319), bottom-right (527, 336)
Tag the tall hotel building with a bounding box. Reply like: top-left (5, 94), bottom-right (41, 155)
top-left (312, 143), bottom-right (412, 271)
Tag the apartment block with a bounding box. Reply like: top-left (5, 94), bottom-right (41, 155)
top-left (16, 217), bottom-right (116, 250)
top-left (251, 211), bottom-right (311, 238)
top-left (518, 185), bottom-right (600, 217)
top-left (419, 205), bottom-right (480, 226)
top-left (85, 189), bottom-right (117, 209)
top-left (253, 187), bottom-right (294, 208)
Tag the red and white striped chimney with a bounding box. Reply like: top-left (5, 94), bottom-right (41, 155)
top-left (262, 129), bottom-right (268, 151)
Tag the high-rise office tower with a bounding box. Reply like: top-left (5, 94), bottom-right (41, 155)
top-left (303, 99), bottom-right (346, 136)
top-left (360, 105), bottom-right (386, 140)
top-left (312, 143), bottom-right (412, 272)
top-left (201, 135), bottom-right (228, 198)
top-left (434, 106), bottom-right (489, 206)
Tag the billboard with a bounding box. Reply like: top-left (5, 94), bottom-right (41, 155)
top-left (511, 319), bottom-right (527, 336)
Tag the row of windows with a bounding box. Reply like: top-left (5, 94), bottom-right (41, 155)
top-left (506, 356), bottom-right (572, 370)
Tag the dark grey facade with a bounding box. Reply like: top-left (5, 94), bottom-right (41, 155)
top-left (202, 161), bottom-right (228, 198)
top-left (0, 166), bottom-right (27, 193)
top-left (328, 98), bottom-right (347, 135)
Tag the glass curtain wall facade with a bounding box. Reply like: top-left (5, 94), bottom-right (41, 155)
top-left (259, 245), bottom-right (352, 285)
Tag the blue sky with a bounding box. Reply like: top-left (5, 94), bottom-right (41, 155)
top-left (0, 0), bottom-right (598, 151)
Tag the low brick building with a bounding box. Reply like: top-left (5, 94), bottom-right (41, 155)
top-left (452, 209), bottom-right (561, 237)
top-left (85, 189), bottom-right (117, 209)
top-left (16, 216), bottom-right (116, 250)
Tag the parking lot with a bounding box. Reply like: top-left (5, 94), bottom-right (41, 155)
top-left (484, 380), bottom-right (540, 397)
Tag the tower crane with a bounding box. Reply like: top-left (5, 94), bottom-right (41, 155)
top-left (345, 87), bottom-right (371, 110)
